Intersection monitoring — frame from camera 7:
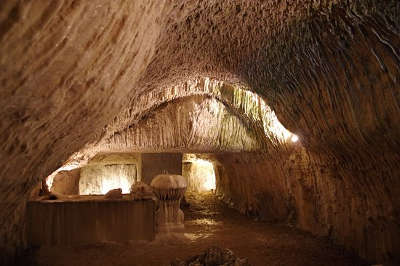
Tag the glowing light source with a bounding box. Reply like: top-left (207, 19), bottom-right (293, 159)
top-left (203, 169), bottom-right (216, 191)
top-left (184, 155), bottom-right (217, 192)
top-left (195, 159), bottom-right (216, 191)
top-left (291, 134), bottom-right (299, 142)
top-left (188, 158), bottom-right (216, 191)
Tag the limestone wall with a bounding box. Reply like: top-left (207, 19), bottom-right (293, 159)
top-left (79, 153), bottom-right (141, 195)
top-left (0, 1), bottom-right (399, 264)
top-left (215, 151), bottom-right (400, 263)
top-left (141, 153), bottom-right (182, 185)
top-left (51, 169), bottom-right (80, 195)
top-left (80, 164), bottom-right (137, 195)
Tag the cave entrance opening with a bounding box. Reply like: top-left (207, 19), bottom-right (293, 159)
top-left (182, 154), bottom-right (216, 193)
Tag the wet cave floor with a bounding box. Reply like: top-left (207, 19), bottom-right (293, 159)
top-left (29, 192), bottom-right (367, 266)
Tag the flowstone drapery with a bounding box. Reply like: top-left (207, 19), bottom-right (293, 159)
top-left (151, 174), bottom-right (187, 233)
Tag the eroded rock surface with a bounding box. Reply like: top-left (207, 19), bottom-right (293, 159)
top-left (0, 0), bottom-right (399, 264)
top-left (214, 150), bottom-right (400, 263)
top-left (51, 169), bottom-right (80, 195)
top-left (151, 174), bottom-right (187, 233)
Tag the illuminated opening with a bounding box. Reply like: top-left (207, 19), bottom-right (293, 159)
top-left (183, 155), bottom-right (216, 192)
top-left (197, 159), bottom-right (216, 191)
top-left (291, 134), bottom-right (299, 142)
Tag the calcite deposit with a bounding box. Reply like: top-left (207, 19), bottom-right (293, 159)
top-left (0, 0), bottom-right (399, 265)
top-left (151, 174), bottom-right (187, 233)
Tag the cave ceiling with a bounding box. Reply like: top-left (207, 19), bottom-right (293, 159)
top-left (0, 0), bottom-right (399, 261)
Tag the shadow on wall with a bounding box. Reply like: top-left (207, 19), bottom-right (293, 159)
top-left (141, 153), bottom-right (183, 184)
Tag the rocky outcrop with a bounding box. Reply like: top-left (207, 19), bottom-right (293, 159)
top-left (50, 169), bottom-right (80, 195)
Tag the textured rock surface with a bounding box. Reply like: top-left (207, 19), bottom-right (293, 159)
top-left (214, 151), bottom-right (400, 263)
top-left (106, 96), bottom-right (262, 152)
top-left (141, 153), bottom-right (183, 184)
top-left (50, 169), bottom-right (80, 195)
top-left (80, 163), bottom-right (137, 195)
top-left (0, 0), bottom-right (399, 264)
top-left (78, 152), bottom-right (140, 195)
top-left (151, 174), bottom-right (187, 233)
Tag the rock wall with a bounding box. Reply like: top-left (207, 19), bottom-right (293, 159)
top-left (0, 1), bottom-right (167, 261)
top-left (215, 150), bottom-right (400, 264)
top-left (51, 169), bottom-right (80, 195)
top-left (79, 153), bottom-right (141, 195)
top-left (0, 0), bottom-right (399, 264)
top-left (141, 153), bottom-right (182, 185)
top-left (80, 164), bottom-right (137, 195)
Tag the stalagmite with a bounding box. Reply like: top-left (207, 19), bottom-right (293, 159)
top-left (150, 174), bottom-right (187, 233)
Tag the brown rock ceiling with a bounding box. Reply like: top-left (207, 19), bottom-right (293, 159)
top-left (0, 0), bottom-right (399, 264)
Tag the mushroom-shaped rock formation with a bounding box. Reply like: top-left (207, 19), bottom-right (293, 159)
top-left (150, 174), bottom-right (187, 233)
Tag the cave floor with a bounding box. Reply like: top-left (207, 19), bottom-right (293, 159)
top-left (28, 192), bottom-right (367, 266)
